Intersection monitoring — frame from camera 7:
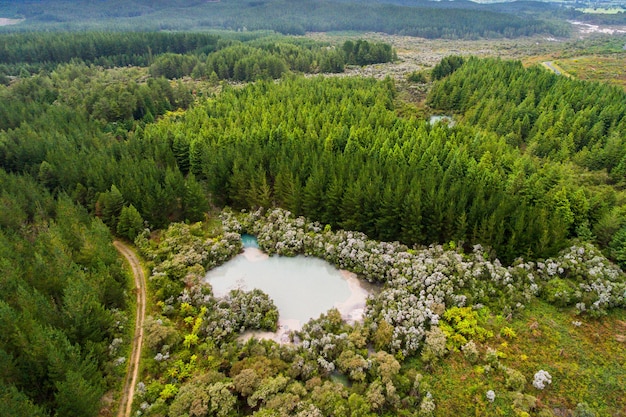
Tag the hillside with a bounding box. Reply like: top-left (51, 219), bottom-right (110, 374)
top-left (0, 0), bottom-right (569, 38)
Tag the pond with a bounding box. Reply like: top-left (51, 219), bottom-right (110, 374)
top-left (204, 236), bottom-right (376, 342)
top-left (429, 114), bottom-right (455, 127)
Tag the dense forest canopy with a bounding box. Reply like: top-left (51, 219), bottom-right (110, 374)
top-left (0, 32), bottom-right (394, 81)
top-left (0, 0), bottom-right (569, 38)
top-left (0, 173), bottom-right (128, 416)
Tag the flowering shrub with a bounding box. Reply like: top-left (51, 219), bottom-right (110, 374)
top-left (419, 392), bottom-right (436, 416)
top-left (219, 208), bottom-right (625, 356)
top-left (202, 288), bottom-right (279, 343)
top-left (461, 341), bottom-right (479, 363)
top-left (537, 243), bottom-right (626, 316)
top-left (532, 370), bottom-right (552, 390)
top-left (421, 326), bottom-right (448, 362)
top-left (296, 309), bottom-right (352, 374)
top-left (486, 390), bottom-right (495, 403)
top-left (136, 221), bottom-right (242, 283)
top-left (504, 366), bottom-right (527, 391)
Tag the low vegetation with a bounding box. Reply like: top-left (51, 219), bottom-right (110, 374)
top-left (130, 208), bottom-right (626, 416)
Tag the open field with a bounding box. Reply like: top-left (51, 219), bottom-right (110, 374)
top-left (420, 301), bottom-right (626, 416)
top-left (556, 54), bottom-right (626, 89)
top-left (576, 7), bottom-right (626, 14)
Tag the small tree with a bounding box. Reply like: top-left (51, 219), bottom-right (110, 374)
top-left (116, 204), bottom-right (144, 241)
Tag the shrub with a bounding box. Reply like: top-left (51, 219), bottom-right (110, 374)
top-left (532, 370), bottom-right (552, 390)
top-left (461, 341), bottom-right (479, 363)
top-left (421, 326), bottom-right (447, 362)
top-left (407, 71), bottom-right (427, 83)
top-left (440, 307), bottom-right (493, 351)
top-left (486, 390), bottom-right (495, 403)
top-left (574, 402), bottom-right (596, 417)
top-left (500, 326), bottom-right (517, 339)
top-left (505, 367), bottom-right (527, 391)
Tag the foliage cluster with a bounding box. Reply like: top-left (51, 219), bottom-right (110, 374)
top-left (0, 32), bottom-right (219, 74)
top-left (175, 39), bottom-right (394, 82)
top-left (428, 57), bottom-right (626, 174)
top-left (0, 32), bottom-right (394, 82)
top-left (0, 62), bottom-right (210, 230)
top-left (428, 57), bottom-right (626, 267)
top-left (223, 208), bottom-right (626, 355)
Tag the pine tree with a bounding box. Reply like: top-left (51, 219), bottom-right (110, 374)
top-left (116, 204), bottom-right (144, 241)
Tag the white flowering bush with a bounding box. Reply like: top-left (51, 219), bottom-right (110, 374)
top-left (419, 392), bottom-right (436, 416)
top-left (202, 288), bottom-right (279, 343)
top-left (296, 309), bottom-right (352, 374)
top-left (538, 243), bottom-right (626, 316)
top-left (461, 340), bottom-right (479, 363)
top-left (532, 370), bottom-right (552, 390)
top-left (136, 221), bottom-right (242, 281)
top-left (219, 208), bottom-right (625, 356)
top-left (486, 390), bottom-right (495, 403)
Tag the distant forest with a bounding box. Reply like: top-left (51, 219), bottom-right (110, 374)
top-left (0, 0), bottom-right (571, 39)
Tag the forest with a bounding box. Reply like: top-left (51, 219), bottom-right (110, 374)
top-left (0, 0), bottom-right (571, 38)
top-left (1, 29), bottom-right (625, 416)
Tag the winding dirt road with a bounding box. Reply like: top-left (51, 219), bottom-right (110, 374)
top-left (113, 241), bottom-right (146, 417)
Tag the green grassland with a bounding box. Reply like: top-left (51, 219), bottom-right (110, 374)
top-left (557, 55), bottom-right (626, 90)
top-left (421, 301), bottom-right (626, 416)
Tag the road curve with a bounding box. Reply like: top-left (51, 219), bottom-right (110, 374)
top-left (543, 61), bottom-right (561, 75)
top-left (114, 241), bottom-right (146, 417)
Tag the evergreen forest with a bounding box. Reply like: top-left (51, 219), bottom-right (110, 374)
top-left (0, 0), bottom-right (574, 38)
top-left (0, 22), bottom-right (625, 417)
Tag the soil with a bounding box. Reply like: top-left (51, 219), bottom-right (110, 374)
top-left (113, 241), bottom-right (147, 417)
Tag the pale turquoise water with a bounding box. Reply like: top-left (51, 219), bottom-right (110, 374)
top-left (204, 248), bottom-right (372, 329)
top-left (241, 234), bottom-right (259, 248)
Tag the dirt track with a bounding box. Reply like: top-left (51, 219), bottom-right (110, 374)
top-left (113, 241), bottom-right (146, 417)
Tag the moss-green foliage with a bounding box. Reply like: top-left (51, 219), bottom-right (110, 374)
top-left (145, 75), bottom-right (598, 262)
top-left (440, 307), bottom-right (493, 351)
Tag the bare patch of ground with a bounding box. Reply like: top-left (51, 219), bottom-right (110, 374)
top-left (306, 33), bottom-right (565, 81)
top-left (0, 18), bottom-right (24, 26)
top-left (113, 241), bottom-right (146, 417)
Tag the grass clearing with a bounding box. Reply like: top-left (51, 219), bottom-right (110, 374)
top-left (416, 300), bottom-right (626, 416)
top-left (556, 55), bottom-right (626, 90)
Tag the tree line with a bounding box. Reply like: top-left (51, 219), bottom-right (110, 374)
top-left (0, 0), bottom-right (569, 39)
top-left (0, 32), bottom-right (395, 83)
top-left (0, 32), bottom-right (220, 76)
